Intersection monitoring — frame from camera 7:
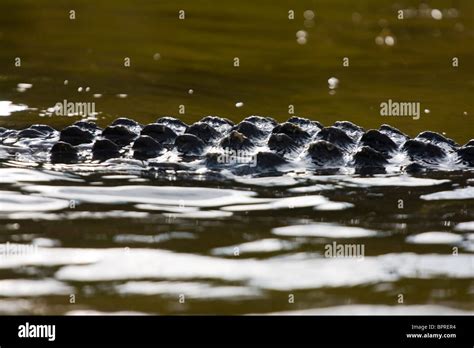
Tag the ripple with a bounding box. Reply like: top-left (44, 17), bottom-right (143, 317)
top-left (272, 305), bottom-right (472, 315)
top-left (66, 310), bottom-right (147, 315)
top-left (406, 232), bottom-right (464, 245)
top-left (135, 204), bottom-right (198, 213)
top-left (0, 279), bottom-right (72, 297)
top-left (0, 168), bottom-right (81, 183)
top-left (455, 221), bottom-right (474, 231)
top-left (0, 191), bottom-right (70, 212)
top-left (221, 195), bottom-right (329, 212)
top-left (0, 101), bottom-right (28, 116)
top-left (421, 187), bottom-right (474, 201)
top-left (114, 232), bottom-right (196, 244)
top-left (116, 281), bottom-right (262, 299)
top-left (211, 238), bottom-right (295, 256)
top-left (23, 185), bottom-right (262, 207)
top-left (272, 223), bottom-right (378, 238)
top-left (1, 246), bottom-right (471, 291)
top-left (288, 184), bottom-right (336, 193)
top-left (235, 176), bottom-right (299, 187)
top-left (164, 210), bottom-right (233, 219)
top-left (52, 248), bottom-right (474, 290)
top-left (6, 210), bottom-right (150, 221)
top-left (342, 176), bottom-right (450, 187)
top-left (314, 202), bottom-right (354, 211)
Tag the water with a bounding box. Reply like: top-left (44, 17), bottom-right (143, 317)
top-left (0, 0), bottom-right (474, 314)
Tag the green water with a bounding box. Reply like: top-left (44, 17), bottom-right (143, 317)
top-left (1, 0), bottom-right (473, 141)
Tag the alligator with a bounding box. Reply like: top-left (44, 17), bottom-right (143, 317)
top-left (0, 116), bottom-right (473, 176)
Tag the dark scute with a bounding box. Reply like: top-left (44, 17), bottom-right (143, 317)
top-left (0, 129), bottom-right (18, 140)
top-left (360, 129), bottom-right (397, 154)
top-left (272, 122), bottom-right (310, 144)
top-left (132, 135), bottom-right (164, 160)
top-left (174, 134), bottom-right (206, 156)
top-left (416, 131), bottom-right (458, 147)
top-left (379, 124), bottom-right (408, 138)
top-left (404, 162), bottom-right (427, 174)
top-left (92, 139), bottom-right (120, 161)
top-left (205, 152), bottom-right (223, 168)
top-left (156, 117), bottom-right (188, 133)
top-left (28, 124), bottom-right (56, 135)
top-left (60, 125), bottom-right (95, 145)
top-left (287, 116), bottom-right (323, 129)
top-left (256, 151), bottom-right (288, 169)
top-left (201, 116), bottom-right (235, 127)
top-left (268, 133), bottom-right (299, 155)
top-left (458, 146), bottom-right (474, 166)
top-left (220, 131), bottom-right (253, 151)
top-left (353, 146), bottom-right (387, 174)
top-left (111, 117), bottom-right (141, 128)
top-left (353, 146), bottom-right (388, 167)
top-left (18, 128), bottom-right (46, 139)
top-left (307, 140), bottom-right (344, 165)
top-left (50, 141), bottom-right (78, 164)
top-left (464, 139), bottom-right (474, 147)
top-left (334, 121), bottom-right (364, 133)
top-left (315, 127), bottom-right (355, 149)
top-left (141, 124), bottom-right (177, 144)
top-left (402, 139), bottom-right (446, 161)
top-left (73, 121), bottom-right (101, 133)
top-left (233, 121), bottom-right (266, 139)
top-left (102, 125), bottom-right (137, 146)
top-left (243, 116), bottom-right (278, 126)
top-left (185, 122), bottom-right (220, 143)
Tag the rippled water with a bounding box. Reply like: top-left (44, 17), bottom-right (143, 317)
top-left (1, 0), bottom-right (474, 314)
top-left (0, 167), bottom-right (473, 314)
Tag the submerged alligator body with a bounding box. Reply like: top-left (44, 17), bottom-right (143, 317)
top-left (1, 116), bottom-right (473, 176)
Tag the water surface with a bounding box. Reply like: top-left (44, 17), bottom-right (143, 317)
top-left (0, 0), bottom-right (473, 314)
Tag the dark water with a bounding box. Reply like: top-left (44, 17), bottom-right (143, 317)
top-left (0, 0), bottom-right (473, 314)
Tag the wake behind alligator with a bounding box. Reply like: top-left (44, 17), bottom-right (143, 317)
top-left (1, 115), bottom-right (473, 178)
